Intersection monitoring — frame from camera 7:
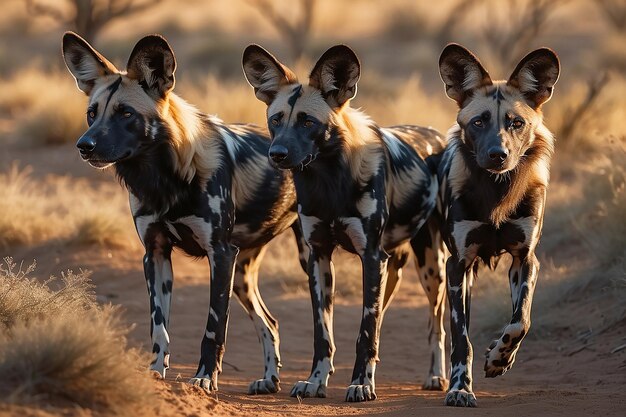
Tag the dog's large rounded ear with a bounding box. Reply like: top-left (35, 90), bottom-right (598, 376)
top-left (126, 34), bottom-right (176, 99)
top-left (508, 48), bottom-right (560, 108)
top-left (242, 44), bottom-right (298, 105)
top-left (309, 45), bottom-right (360, 109)
top-left (62, 31), bottom-right (118, 95)
top-left (439, 43), bottom-right (492, 107)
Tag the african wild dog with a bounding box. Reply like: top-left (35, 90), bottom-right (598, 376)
top-left (62, 32), bottom-right (308, 395)
top-left (437, 44), bottom-right (560, 406)
top-left (243, 44), bottom-right (449, 402)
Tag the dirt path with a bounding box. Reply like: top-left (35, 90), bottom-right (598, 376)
top-left (14, 245), bottom-right (624, 417)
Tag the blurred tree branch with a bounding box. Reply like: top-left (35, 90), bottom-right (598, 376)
top-left (436, 0), bottom-right (482, 44)
top-left (482, 0), bottom-right (563, 68)
top-left (597, 0), bottom-right (626, 32)
top-left (25, 0), bottom-right (163, 41)
top-left (245, 0), bottom-right (316, 62)
top-left (558, 72), bottom-right (610, 142)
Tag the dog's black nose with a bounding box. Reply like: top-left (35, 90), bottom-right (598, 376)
top-left (488, 146), bottom-right (508, 163)
top-left (269, 145), bottom-right (288, 162)
top-left (77, 136), bottom-right (97, 153)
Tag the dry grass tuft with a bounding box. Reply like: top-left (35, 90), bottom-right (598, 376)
top-left (576, 136), bottom-right (626, 267)
top-left (0, 67), bottom-right (87, 145)
top-left (0, 257), bottom-right (155, 414)
top-left (0, 164), bottom-right (134, 250)
top-left (0, 259), bottom-right (93, 328)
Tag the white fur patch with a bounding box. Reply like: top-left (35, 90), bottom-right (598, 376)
top-left (135, 214), bottom-right (158, 246)
top-left (340, 217), bottom-right (368, 255)
top-left (518, 67), bottom-right (539, 93)
top-left (447, 138), bottom-right (470, 200)
top-left (299, 206), bottom-right (321, 244)
top-left (462, 67), bottom-right (483, 91)
top-left (380, 129), bottom-right (403, 159)
top-left (357, 192), bottom-right (378, 218)
top-left (175, 216), bottom-right (213, 252)
top-left (451, 220), bottom-right (484, 261)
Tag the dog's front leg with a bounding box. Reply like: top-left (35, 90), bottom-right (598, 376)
top-left (141, 228), bottom-right (174, 379)
top-left (485, 252), bottom-right (539, 377)
top-left (290, 245), bottom-right (336, 398)
top-left (444, 257), bottom-right (477, 407)
top-left (345, 247), bottom-right (389, 402)
top-left (190, 241), bottom-right (239, 393)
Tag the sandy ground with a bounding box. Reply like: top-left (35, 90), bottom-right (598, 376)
top-left (5, 242), bottom-right (624, 417)
top-left (3, 144), bottom-right (626, 416)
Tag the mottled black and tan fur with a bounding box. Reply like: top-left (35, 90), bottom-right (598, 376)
top-left (62, 32), bottom-right (308, 396)
top-left (243, 44), bottom-right (448, 402)
top-left (437, 44), bottom-right (560, 407)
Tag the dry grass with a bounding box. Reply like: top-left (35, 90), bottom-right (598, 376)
top-left (0, 257), bottom-right (154, 414)
top-left (0, 67), bottom-right (87, 146)
top-left (178, 73), bottom-right (267, 125)
top-left (0, 165), bottom-right (133, 250)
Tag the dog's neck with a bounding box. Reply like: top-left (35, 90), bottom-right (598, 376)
top-left (115, 138), bottom-right (195, 216)
top-left (114, 94), bottom-right (216, 215)
top-left (292, 124), bottom-right (354, 219)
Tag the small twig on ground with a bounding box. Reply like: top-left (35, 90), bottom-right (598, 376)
top-left (567, 342), bottom-right (595, 357)
top-left (611, 343), bottom-right (626, 354)
top-left (222, 360), bottom-right (242, 372)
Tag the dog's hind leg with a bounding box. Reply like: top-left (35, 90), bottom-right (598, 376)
top-left (141, 226), bottom-right (174, 379)
top-left (411, 218), bottom-right (448, 391)
top-left (484, 251), bottom-right (538, 377)
top-left (232, 246), bottom-right (282, 395)
top-left (381, 243), bottom-right (411, 314)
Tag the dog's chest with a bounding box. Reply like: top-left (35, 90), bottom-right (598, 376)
top-left (450, 216), bottom-right (538, 262)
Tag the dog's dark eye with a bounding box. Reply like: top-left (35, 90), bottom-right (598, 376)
top-left (123, 111), bottom-right (133, 118)
top-left (86, 109), bottom-right (96, 125)
top-left (473, 119), bottom-right (483, 127)
top-left (303, 120), bottom-right (314, 128)
top-left (512, 118), bottom-right (525, 129)
top-left (271, 117), bottom-right (281, 127)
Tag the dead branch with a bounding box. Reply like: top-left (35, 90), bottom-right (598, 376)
top-left (25, 0), bottom-right (163, 41)
top-left (482, 0), bottom-right (563, 68)
top-left (245, 0), bottom-right (316, 62)
top-left (436, 0), bottom-right (483, 44)
top-left (597, 0), bottom-right (626, 32)
top-left (558, 72), bottom-right (610, 142)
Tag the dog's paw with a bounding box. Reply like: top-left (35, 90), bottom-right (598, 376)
top-left (248, 376), bottom-right (280, 395)
top-left (484, 339), bottom-right (517, 377)
top-left (290, 380), bottom-right (327, 398)
top-left (422, 376), bottom-right (449, 391)
top-left (444, 389), bottom-right (477, 407)
top-left (149, 353), bottom-right (169, 379)
top-left (345, 383), bottom-right (376, 402)
top-left (189, 376), bottom-right (218, 393)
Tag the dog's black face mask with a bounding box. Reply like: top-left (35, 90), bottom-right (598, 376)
top-left (243, 44), bottom-right (361, 171)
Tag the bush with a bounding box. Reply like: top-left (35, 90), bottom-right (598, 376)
top-left (0, 257), bottom-right (154, 414)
